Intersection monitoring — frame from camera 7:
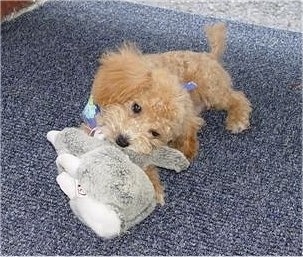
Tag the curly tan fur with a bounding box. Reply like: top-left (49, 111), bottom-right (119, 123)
top-left (91, 23), bottom-right (252, 204)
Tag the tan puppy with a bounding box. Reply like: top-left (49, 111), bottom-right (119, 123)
top-left (91, 23), bottom-right (252, 204)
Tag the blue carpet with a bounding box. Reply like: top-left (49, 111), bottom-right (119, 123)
top-left (1, 1), bottom-right (302, 255)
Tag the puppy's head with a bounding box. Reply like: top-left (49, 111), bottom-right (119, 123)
top-left (92, 43), bottom-right (151, 105)
top-left (92, 44), bottom-right (201, 154)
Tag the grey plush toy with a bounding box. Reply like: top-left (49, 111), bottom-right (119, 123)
top-left (47, 127), bottom-right (189, 239)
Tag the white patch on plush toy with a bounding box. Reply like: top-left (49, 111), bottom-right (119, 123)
top-left (70, 197), bottom-right (121, 239)
top-left (56, 154), bottom-right (81, 177)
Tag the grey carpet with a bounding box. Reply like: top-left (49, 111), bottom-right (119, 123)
top-left (1, 1), bottom-right (302, 255)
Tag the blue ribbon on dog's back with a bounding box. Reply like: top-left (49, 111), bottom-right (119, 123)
top-left (183, 81), bottom-right (198, 91)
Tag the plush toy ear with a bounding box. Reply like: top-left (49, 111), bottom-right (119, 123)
top-left (47, 130), bottom-right (60, 146)
top-left (149, 146), bottom-right (190, 172)
top-left (56, 153), bottom-right (81, 177)
top-left (48, 127), bottom-right (105, 156)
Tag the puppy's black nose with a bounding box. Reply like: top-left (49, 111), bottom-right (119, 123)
top-left (115, 134), bottom-right (130, 148)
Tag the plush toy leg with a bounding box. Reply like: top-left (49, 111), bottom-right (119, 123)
top-left (56, 153), bottom-right (81, 177)
top-left (56, 172), bottom-right (77, 199)
top-left (46, 130), bottom-right (60, 145)
top-left (57, 173), bottom-right (122, 238)
top-left (70, 197), bottom-right (122, 239)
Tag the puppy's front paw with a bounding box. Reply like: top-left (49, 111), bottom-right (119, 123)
top-left (155, 190), bottom-right (165, 206)
top-left (144, 165), bottom-right (165, 205)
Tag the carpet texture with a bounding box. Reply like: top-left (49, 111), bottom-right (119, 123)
top-left (1, 1), bottom-right (302, 255)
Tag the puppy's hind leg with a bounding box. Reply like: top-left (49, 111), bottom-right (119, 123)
top-left (204, 23), bottom-right (252, 132)
top-left (223, 90), bottom-right (252, 133)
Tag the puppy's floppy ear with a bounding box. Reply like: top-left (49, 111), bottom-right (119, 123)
top-left (91, 43), bottom-right (152, 105)
top-left (170, 116), bottom-right (202, 161)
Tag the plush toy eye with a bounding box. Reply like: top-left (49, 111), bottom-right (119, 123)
top-left (149, 129), bottom-right (160, 137)
top-left (131, 103), bottom-right (142, 113)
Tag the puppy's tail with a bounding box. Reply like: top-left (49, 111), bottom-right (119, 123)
top-left (204, 22), bottom-right (226, 60)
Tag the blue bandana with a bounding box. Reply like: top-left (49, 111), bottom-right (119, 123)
top-left (81, 95), bottom-right (100, 129)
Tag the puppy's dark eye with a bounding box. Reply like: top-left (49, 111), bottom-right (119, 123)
top-left (131, 103), bottom-right (142, 113)
top-left (149, 129), bottom-right (160, 137)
